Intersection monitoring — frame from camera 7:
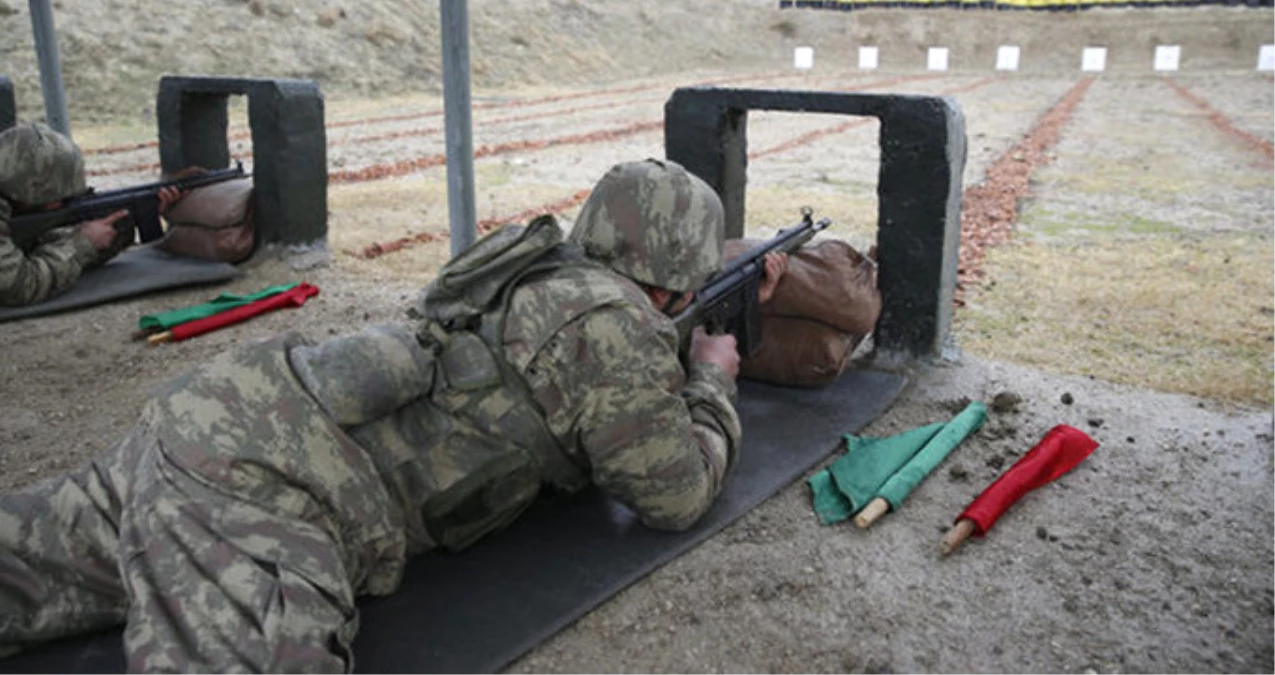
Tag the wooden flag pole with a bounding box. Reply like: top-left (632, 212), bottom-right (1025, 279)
top-left (853, 497), bottom-right (890, 529)
top-left (940, 518), bottom-right (977, 556)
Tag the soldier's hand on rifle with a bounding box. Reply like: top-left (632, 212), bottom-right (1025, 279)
top-left (757, 252), bottom-right (789, 305)
top-left (77, 209), bottom-right (129, 251)
top-left (156, 186), bottom-right (185, 215)
top-left (690, 327), bottom-right (740, 379)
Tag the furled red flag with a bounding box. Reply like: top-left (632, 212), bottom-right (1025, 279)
top-left (942, 424), bottom-right (1099, 555)
top-left (137, 283), bottom-right (301, 334)
top-left (148, 282), bottom-right (320, 344)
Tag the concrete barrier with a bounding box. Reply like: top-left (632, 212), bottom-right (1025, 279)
top-left (157, 75), bottom-right (328, 247)
top-left (0, 76), bottom-right (14, 132)
top-left (665, 87), bottom-right (966, 362)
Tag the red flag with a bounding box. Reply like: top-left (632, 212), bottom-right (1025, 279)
top-left (942, 424), bottom-right (1098, 554)
top-left (150, 282), bottom-right (320, 344)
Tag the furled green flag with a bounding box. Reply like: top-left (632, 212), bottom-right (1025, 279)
top-left (807, 400), bottom-right (988, 526)
top-left (876, 401), bottom-right (986, 510)
top-left (808, 422), bottom-right (945, 525)
top-left (138, 283), bottom-right (300, 331)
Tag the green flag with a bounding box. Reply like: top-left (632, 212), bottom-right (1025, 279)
top-left (138, 283), bottom-right (300, 331)
top-left (808, 470), bottom-right (855, 525)
top-left (876, 401), bottom-right (986, 509)
top-left (807, 422), bottom-right (945, 525)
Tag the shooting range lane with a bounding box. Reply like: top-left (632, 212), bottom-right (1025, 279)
top-left (953, 72), bottom-right (1274, 408)
top-left (1004, 74), bottom-right (1274, 263)
top-left (77, 71), bottom-right (1096, 277)
top-left (321, 69), bottom-right (878, 188)
top-left (0, 368), bottom-right (907, 674)
top-left (1165, 73), bottom-right (1275, 147)
top-left (79, 70), bottom-right (812, 183)
top-left (337, 73), bottom-right (1082, 267)
top-left (1160, 76), bottom-right (1274, 160)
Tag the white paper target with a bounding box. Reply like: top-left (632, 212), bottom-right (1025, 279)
top-left (859, 46), bottom-right (879, 70)
top-left (1082, 47), bottom-right (1107, 72)
top-left (927, 47), bottom-right (949, 72)
top-left (1154, 45), bottom-right (1181, 72)
top-left (794, 46), bottom-right (814, 70)
top-left (996, 46), bottom-right (1020, 71)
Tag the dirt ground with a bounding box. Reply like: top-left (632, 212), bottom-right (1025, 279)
top-left (1, 1), bottom-right (1273, 673)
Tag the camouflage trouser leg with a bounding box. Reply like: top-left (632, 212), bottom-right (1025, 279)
top-left (0, 334), bottom-right (411, 671)
top-left (0, 426), bottom-right (362, 672)
top-left (0, 433), bottom-right (139, 657)
top-left (118, 436), bottom-right (360, 673)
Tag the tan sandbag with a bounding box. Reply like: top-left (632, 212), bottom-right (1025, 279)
top-left (739, 316), bottom-right (861, 388)
top-left (156, 177), bottom-right (256, 263)
top-left (724, 237), bottom-right (881, 335)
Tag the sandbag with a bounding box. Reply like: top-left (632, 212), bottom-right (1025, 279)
top-left (725, 237), bottom-right (880, 335)
top-left (725, 237), bottom-right (881, 387)
top-left (156, 177), bottom-right (256, 263)
top-left (739, 316), bottom-right (862, 388)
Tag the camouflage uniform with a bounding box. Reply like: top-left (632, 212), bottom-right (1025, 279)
top-left (0, 159), bottom-right (740, 671)
top-left (0, 122), bottom-right (118, 306)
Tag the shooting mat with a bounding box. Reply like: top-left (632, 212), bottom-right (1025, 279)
top-left (0, 246), bottom-right (239, 323)
top-left (0, 368), bottom-right (907, 674)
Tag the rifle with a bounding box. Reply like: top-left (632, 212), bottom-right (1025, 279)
top-left (673, 207), bottom-right (831, 358)
top-left (7, 162), bottom-right (248, 250)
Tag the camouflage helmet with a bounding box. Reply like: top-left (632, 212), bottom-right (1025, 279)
top-left (569, 158), bottom-right (724, 293)
top-left (0, 122), bottom-right (86, 205)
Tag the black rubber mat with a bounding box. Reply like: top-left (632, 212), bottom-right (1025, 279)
top-left (0, 246), bottom-right (239, 323)
top-left (0, 368), bottom-right (907, 674)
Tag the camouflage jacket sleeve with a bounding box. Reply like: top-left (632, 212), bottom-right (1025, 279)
top-left (0, 200), bottom-right (98, 306)
top-left (529, 303), bottom-right (743, 532)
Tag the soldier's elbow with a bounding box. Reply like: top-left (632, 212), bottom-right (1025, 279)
top-left (641, 508), bottom-right (704, 532)
top-left (0, 280), bottom-right (53, 306)
top-left (637, 485), bottom-right (716, 532)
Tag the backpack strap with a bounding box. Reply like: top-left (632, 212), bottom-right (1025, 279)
top-left (413, 217), bottom-right (592, 490)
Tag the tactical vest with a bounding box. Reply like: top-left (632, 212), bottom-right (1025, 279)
top-left (340, 215), bottom-right (590, 554)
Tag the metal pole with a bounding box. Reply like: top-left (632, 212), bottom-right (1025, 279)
top-left (441, 0), bottom-right (477, 257)
top-left (28, 0), bottom-right (71, 137)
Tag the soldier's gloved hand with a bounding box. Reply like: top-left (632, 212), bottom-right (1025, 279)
top-left (690, 327), bottom-right (739, 379)
top-left (78, 209), bottom-right (129, 250)
top-left (757, 252), bottom-right (789, 305)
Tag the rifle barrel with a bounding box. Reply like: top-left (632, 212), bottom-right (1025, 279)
top-left (672, 210), bottom-right (831, 344)
top-left (74, 161), bottom-right (247, 204)
top-left (8, 162), bottom-right (250, 247)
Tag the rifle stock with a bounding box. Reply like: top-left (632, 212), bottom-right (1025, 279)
top-left (673, 208), bottom-right (831, 358)
top-left (8, 162), bottom-right (248, 250)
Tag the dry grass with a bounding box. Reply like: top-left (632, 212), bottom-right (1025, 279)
top-left (744, 185), bottom-right (878, 251)
top-left (326, 178), bottom-right (452, 283)
top-left (326, 164), bottom-right (590, 281)
top-left (72, 94), bottom-right (448, 152)
top-left (326, 175), bottom-right (885, 281)
top-left (954, 232), bottom-right (1274, 406)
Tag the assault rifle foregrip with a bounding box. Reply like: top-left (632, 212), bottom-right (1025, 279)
top-left (673, 208), bottom-right (831, 358)
top-left (8, 162), bottom-right (248, 250)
